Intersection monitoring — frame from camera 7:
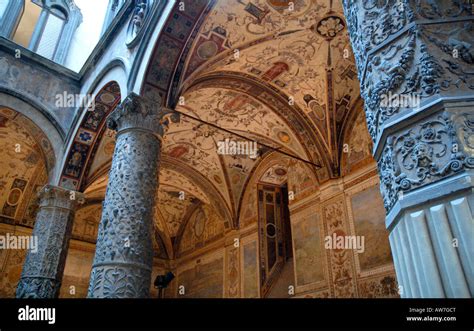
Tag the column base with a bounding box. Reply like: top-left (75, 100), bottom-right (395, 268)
top-left (88, 265), bottom-right (151, 298)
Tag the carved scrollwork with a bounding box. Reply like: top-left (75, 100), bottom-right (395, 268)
top-left (88, 266), bottom-right (150, 298)
top-left (343, 1), bottom-right (474, 142)
top-left (413, 1), bottom-right (472, 20)
top-left (378, 113), bottom-right (473, 212)
top-left (343, 0), bottom-right (414, 75)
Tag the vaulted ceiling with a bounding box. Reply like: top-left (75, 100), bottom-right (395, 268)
top-left (0, 108), bottom-right (51, 229)
top-left (83, 0), bottom-right (367, 259)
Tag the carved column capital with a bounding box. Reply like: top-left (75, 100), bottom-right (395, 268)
top-left (107, 93), bottom-right (179, 140)
top-left (38, 185), bottom-right (85, 210)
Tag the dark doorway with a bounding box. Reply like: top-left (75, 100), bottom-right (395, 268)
top-left (257, 183), bottom-right (293, 297)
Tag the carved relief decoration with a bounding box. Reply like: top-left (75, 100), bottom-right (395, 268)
top-left (378, 113), bottom-right (474, 212)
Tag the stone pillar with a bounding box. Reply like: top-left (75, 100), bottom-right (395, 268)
top-left (16, 185), bottom-right (84, 298)
top-left (342, 1), bottom-right (473, 297)
top-left (87, 93), bottom-right (177, 298)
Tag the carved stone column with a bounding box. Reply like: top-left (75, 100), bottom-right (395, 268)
top-left (342, 2), bottom-right (474, 297)
top-left (16, 185), bottom-right (84, 298)
top-left (87, 93), bottom-right (177, 298)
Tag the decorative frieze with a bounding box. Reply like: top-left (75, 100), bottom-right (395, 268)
top-left (378, 112), bottom-right (474, 212)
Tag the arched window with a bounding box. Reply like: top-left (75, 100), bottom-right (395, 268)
top-left (33, 6), bottom-right (67, 59)
top-left (1, 0), bottom-right (82, 65)
top-left (28, 0), bottom-right (83, 64)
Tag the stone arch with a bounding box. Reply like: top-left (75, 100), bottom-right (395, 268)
top-left (239, 152), bottom-right (297, 229)
top-left (0, 106), bottom-right (53, 229)
top-left (0, 91), bottom-right (63, 182)
top-left (181, 71), bottom-right (330, 180)
top-left (162, 155), bottom-right (234, 230)
top-left (79, 60), bottom-right (128, 106)
top-left (59, 81), bottom-right (121, 191)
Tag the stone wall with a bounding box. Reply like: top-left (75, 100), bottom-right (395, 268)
top-left (0, 47), bottom-right (80, 133)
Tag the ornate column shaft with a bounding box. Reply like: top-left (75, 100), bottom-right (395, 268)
top-left (87, 93), bottom-right (177, 298)
top-left (16, 185), bottom-right (84, 298)
top-left (343, 1), bottom-right (474, 297)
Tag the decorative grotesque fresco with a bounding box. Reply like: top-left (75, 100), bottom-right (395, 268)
top-left (60, 82), bottom-right (121, 191)
top-left (341, 110), bottom-right (373, 175)
top-left (157, 185), bottom-right (199, 238)
top-left (0, 0), bottom-right (468, 307)
top-left (0, 0), bottom-right (409, 300)
top-left (166, 88), bottom-right (306, 218)
top-left (0, 227), bottom-right (27, 297)
top-left (0, 108), bottom-right (49, 227)
top-left (102, 0), bottom-right (370, 288)
top-left (73, 204), bottom-right (102, 243)
top-left (287, 160), bottom-right (317, 198)
top-left (179, 204), bottom-right (225, 256)
top-left (143, 0), bottom-right (363, 179)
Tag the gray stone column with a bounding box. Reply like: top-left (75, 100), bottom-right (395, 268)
top-left (87, 93), bottom-right (177, 298)
top-left (16, 185), bottom-right (84, 298)
top-left (342, 1), bottom-right (473, 297)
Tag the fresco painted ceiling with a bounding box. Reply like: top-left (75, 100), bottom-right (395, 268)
top-left (84, 156), bottom-right (228, 259)
top-left (0, 108), bottom-right (50, 228)
top-left (178, 0), bottom-right (361, 169)
top-left (166, 87), bottom-right (308, 216)
top-left (84, 0), bottom-right (365, 259)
